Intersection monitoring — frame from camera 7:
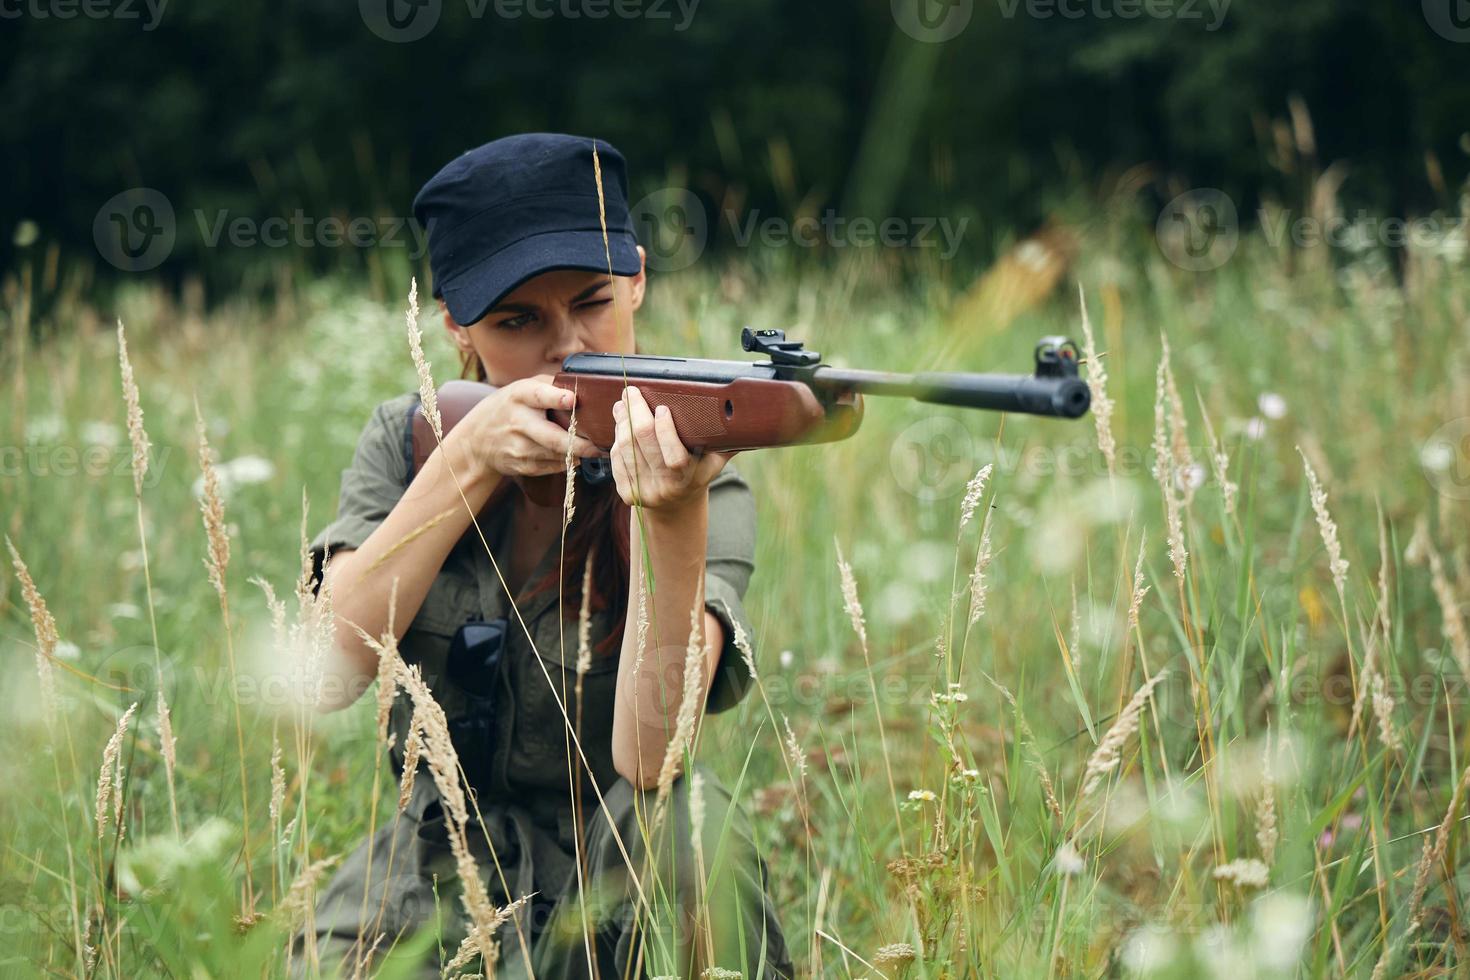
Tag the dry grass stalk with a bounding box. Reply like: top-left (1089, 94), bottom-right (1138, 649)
top-left (1425, 540), bottom-right (1470, 679)
top-left (277, 856), bottom-right (340, 930)
top-left (958, 463), bottom-right (994, 530)
top-left (361, 508), bottom-right (455, 576)
top-left (194, 404), bottom-right (231, 600)
top-left (1299, 447), bottom-right (1350, 603)
top-left (1151, 355), bottom-right (1188, 581)
top-left (1375, 505), bottom-right (1393, 641)
top-left (874, 942), bottom-right (917, 968)
top-left (1256, 736), bottom-right (1278, 865)
top-left (966, 512), bottom-right (995, 627)
top-left (6, 536), bottom-right (58, 720)
top-left (981, 671), bottom-right (1062, 821)
top-left (373, 622), bottom-right (401, 752)
top-left (1080, 671), bottom-right (1167, 800)
top-left (405, 278), bottom-right (442, 442)
top-left (1405, 763), bottom-right (1470, 930)
top-left (95, 702), bottom-right (139, 840)
top-left (575, 541), bottom-right (597, 677)
top-left (730, 611), bottom-right (758, 684)
top-left (1068, 578), bottom-right (1082, 669)
top-left (563, 393), bottom-right (579, 531)
top-left (632, 570), bottom-right (650, 673)
top-left (835, 538), bottom-right (868, 649)
top-left (1126, 532), bottom-right (1150, 634)
top-left (1369, 671), bottom-right (1401, 753)
top-left (350, 623), bottom-right (507, 969)
top-left (1213, 858), bottom-right (1270, 889)
top-left (782, 714), bottom-right (808, 781)
top-left (269, 735), bottom-right (286, 825)
top-left (397, 710), bottom-right (422, 812)
top-left (1159, 334), bottom-right (1196, 506)
top-left (689, 766), bottom-right (708, 877)
top-left (116, 320), bottom-right (150, 496)
top-left (655, 600), bottom-right (708, 805)
top-left (1077, 284), bottom-right (1116, 476)
top-left (1196, 393), bottom-right (1238, 516)
top-left (444, 893), bottom-right (535, 976)
top-left (156, 690), bottom-right (177, 797)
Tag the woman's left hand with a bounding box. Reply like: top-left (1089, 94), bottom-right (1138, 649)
top-left (608, 385), bottom-right (736, 514)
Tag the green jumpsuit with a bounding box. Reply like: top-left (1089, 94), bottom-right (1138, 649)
top-left (296, 393), bottom-right (794, 979)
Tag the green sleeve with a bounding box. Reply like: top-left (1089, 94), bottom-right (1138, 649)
top-left (307, 393), bottom-right (418, 590)
top-left (702, 462), bottom-right (759, 715)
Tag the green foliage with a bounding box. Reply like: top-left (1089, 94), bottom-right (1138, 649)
top-left (2, 202), bottom-right (1470, 974)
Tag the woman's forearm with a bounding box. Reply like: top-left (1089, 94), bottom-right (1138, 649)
top-left (611, 495), bottom-right (722, 788)
top-left (317, 429), bottom-right (502, 710)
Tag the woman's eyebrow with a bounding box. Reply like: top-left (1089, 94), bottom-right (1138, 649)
top-left (570, 279), bottom-right (612, 303)
top-left (489, 279), bottom-right (612, 315)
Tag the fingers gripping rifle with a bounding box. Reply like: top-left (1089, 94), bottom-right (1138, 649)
top-left (412, 329), bottom-right (1091, 507)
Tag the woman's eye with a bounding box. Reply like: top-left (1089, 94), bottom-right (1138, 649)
top-left (499, 314), bottom-right (535, 330)
top-left (580, 298), bottom-right (613, 311)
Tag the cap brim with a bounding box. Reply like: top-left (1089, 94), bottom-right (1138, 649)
top-left (440, 229), bottom-right (641, 327)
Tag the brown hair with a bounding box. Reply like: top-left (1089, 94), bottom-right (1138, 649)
top-left (462, 346), bottom-right (636, 662)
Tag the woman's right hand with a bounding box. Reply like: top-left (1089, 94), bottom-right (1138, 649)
top-left (446, 374), bottom-right (605, 479)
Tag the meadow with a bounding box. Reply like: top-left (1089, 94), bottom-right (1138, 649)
top-left (3, 188), bottom-right (1469, 978)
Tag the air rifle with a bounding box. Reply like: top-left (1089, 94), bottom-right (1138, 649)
top-left (412, 328), bottom-right (1091, 507)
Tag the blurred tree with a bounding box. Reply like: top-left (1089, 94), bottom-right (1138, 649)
top-left (0, 0), bottom-right (1465, 296)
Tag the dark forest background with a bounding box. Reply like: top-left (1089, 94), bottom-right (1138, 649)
top-left (4, 0), bottom-right (1468, 298)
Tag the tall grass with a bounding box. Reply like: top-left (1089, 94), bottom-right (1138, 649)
top-left (2, 191), bottom-right (1469, 977)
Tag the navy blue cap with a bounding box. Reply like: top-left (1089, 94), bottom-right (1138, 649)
top-left (412, 133), bottom-right (642, 326)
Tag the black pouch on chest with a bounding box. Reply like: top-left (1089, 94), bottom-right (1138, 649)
top-left (444, 615), bottom-right (510, 795)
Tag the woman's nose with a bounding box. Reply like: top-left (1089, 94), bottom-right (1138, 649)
top-left (548, 333), bottom-right (586, 368)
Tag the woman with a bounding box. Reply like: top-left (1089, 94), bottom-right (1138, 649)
top-left (297, 133), bottom-right (794, 978)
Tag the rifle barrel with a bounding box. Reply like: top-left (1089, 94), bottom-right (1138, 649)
top-left (811, 366), bottom-right (1092, 419)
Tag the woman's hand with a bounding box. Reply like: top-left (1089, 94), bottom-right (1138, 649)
top-left (446, 374), bottom-right (604, 480)
top-left (609, 384), bottom-right (735, 514)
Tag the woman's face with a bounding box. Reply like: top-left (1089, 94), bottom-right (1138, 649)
top-left (442, 245), bottom-right (647, 385)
